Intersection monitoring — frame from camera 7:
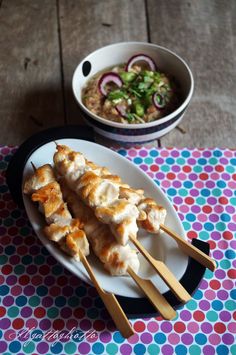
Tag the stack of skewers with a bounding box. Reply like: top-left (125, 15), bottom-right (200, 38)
top-left (23, 144), bottom-right (216, 338)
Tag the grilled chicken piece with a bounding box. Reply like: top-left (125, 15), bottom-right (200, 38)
top-left (95, 199), bottom-right (139, 224)
top-left (138, 198), bottom-right (167, 233)
top-left (119, 186), bottom-right (144, 205)
top-left (66, 230), bottom-right (89, 261)
top-left (23, 164), bottom-right (55, 195)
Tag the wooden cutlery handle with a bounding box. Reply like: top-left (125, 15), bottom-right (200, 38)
top-left (79, 251), bottom-right (134, 339)
top-left (160, 224), bottom-right (216, 272)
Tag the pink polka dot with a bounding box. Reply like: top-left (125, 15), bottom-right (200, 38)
top-left (192, 151), bottom-right (201, 158)
top-left (228, 181), bottom-right (236, 189)
top-left (177, 173), bottom-right (187, 181)
top-left (218, 240), bottom-right (228, 249)
top-left (160, 150), bottom-right (169, 157)
top-left (147, 172), bottom-right (154, 179)
top-left (11, 285), bottom-right (22, 296)
top-left (127, 333), bottom-right (139, 344)
top-left (161, 181), bottom-right (171, 188)
top-left (232, 214), bottom-right (236, 223)
top-left (179, 205), bottom-right (189, 213)
top-left (168, 333), bottom-right (180, 344)
top-left (195, 181), bottom-right (204, 188)
top-left (222, 280), bottom-right (234, 290)
top-left (147, 321), bottom-right (159, 333)
top-left (228, 322), bottom-right (236, 333)
top-left (4, 329), bottom-right (16, 341)
top-left (128, 149), bottom-right (137, 157)
top-left (210, 173), bottom-right (220, 180)
top-left (214, 205), bottom-right (224, 213)
top-left (187, 322), bottom-right (199, 333)
top-left (204, 290), bottom-right (216, 300)
top-left (197, 214), bottom-right (208, 222)
top-left (224, 150), bottom-right (233, 157)
top-left (25, 318), bottom-right (38, 329)
top-left (209, 333), bottom-right (221, 345)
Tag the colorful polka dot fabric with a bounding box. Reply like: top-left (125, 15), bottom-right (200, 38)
top-left (0, 146), bottom-right (236, 355)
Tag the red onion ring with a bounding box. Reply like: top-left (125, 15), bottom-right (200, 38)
top-left (98, 72), bottom-right (123, 96)
top-left (152, 92), bottom-right (166, 109)
top-left (125, 54), bottom-right (157, 72)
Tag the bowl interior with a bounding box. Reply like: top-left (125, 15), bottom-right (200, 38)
top-left (73, 42), bottom-right (192, 113)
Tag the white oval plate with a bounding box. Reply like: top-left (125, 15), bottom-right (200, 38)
top-left (22, 139), bottom-right (188, 298)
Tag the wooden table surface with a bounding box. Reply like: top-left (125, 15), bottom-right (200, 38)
top-left (0, 0), bottom-right (235, 147)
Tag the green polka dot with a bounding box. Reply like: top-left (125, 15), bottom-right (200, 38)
top-left (179, 189), bottom-right (188, 197)
top-left (7, 306), bottom-right (19, 317)
top-left (206, 310), bottom-right (218, 322)
top-left (212, 188), bottom-right (222, 197)
top-left (20, 227), bottom-right (31, 236)
top-left (34, 255), bottom-right (45, 265)
top-left (144, 157), bottom-right (153, 164)
top-left (189, 345), bottom-right (201, 355)
top-left (0, 255), bottom-right (8, 265)
top-left (87, 307), bottom-right (99, 319)
top-left (11, 210), bottom-right (22, 218)
top-left (29, 296), bottom-right (40, 307)
top-left (68, 296), bottom-right (79, 307)
top-left (216, 222), bottom-right (226, 231)
top-left (52, 265), bottom-right (63, 275)
top-left (22, 341), bottom-right (35, 354)
top-left (230, 345), bottom-right (236, 355)
top-left (106, 343), bottom-right (118, 354)
top-left (0, 161), bottom-right (7, 169)
top-left (161, 165), bottom-right (170, 172)
top-left (225, 300), bottom-right (236, 311)
top-left (220, 260), bottom-right (231, 269)
top-left (183, 222), bottom-right (191, 231)
top-left (230, 197), bottom-right (236, 206)
top-left (186, 299), bottom-right (197, 310)
top-left (204, 269), bottom-right (213, 279)
top-left (47, 307), bottom-right (59, 318)
top-left (196, 197), bottom-right (206, 205)
top-left (64, 342), bottom-right (77, 354)
top-left (0, 185), bottom-right (8, 193)
top-left (176, 158), bottom-right (185, 165)
top-left (148, 344), bottom-right (160, 354)
top-left (3, 218), bottom-right (14, 227)
top-left (209, 158), bottom-right (218, 165)
top-left (14, 265), bottom-right (25, 275)
top-left (193, 166), bottom-right (202, 173)
top-left (226, 165), bottom-right (235, 173)
top-left (199, 231), bottom-right (209, 241)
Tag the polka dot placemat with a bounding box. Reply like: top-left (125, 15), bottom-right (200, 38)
top-left (0, 146), bottom-right (236, 355)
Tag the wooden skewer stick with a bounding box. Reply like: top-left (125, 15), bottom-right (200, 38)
top-left (78, 250), bottom-right (134, 339)
top-left (127, 267), bottom-right (176, 320)
top-left (129, 235), bottom-right (191, 303)
top-left (160, 224), bottom-right (216, 272)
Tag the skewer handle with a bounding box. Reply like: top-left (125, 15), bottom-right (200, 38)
top-left (160, 224), bottom-right (216, 272)
top-left (129, 236), bottom-right (191, 303)
top-left (79, 251), bottom-right (134, 339)
top-left (128, 267), bottom-right (176, 320)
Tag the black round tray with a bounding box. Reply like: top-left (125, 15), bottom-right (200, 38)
top-left (6, 125), bottom-right (209, 318)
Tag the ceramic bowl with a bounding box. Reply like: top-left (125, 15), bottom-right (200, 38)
top-left (72, 42), bottom-right (194, 144)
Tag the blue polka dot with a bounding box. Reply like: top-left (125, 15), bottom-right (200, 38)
top-left (216, 345), bottom-right (229, 355)
top-left (230, 158), bottom-right (236, 166)
top-left (0, 285), bottom-right (9, 296)
top-left (166, 157), bottom-right (175, 164)
top-left (167, 188), bottom-right (177, 196)
top-left (230, 290), bottom-right (236, 300)
top-left (154, 179), bottom-right (160, 186)
top-left (55, 296), bottom-right (66, 307)
top-left (220, 214), bottom-right (231, 222)
top-left (50, 342), bottom-right (63, 354)
top-left (212, 300), bottom-right (223, 311)
top-left (150, 150), bottom-right (159, 157)
top-left (134, 344), bottom-right (146, 355)
top-left (182, 151), bottom-right (190, 157)
top-left (198, 158), bottom-right (207, 165)
top-left (15, 295), bottom-right (27, 306)
top-left (193, 289), bottom-right (203, 300)
top-left (71, 330), bottom-right (84, 342)
top-left (213, 150), bottom-right (222, 157)
top-left (134, 157), bottom-right (143, 164)
top-left (22, 255), bottom-right (33, 265)
top-left (154, 333), bottom-right (166, 344)
top-left (186, 213), bottom-right (196, 222)
top-left (92, 343), bottom-right (105, 354)
top-left (36, 286), bottom-right (48, 296)
top-left (225, 250), bottom-right (235, 259)
top-left (201, 189), bottom-right (210, 197)
top-left (113, 331), bottom-right (125, 343)
top-left (5, 245), bottom-right (16, 255)
top-left (217, 181), bottom-right (226, 188)
top-left (31, 330), bottom-right (44, 342)
top-left (9, 341), bottom-right (21, 353)
top-left (183, 181), bottom-right (193, 189)
top-left (175, 344), bottom-right (187, 355)
top-left (195, 334), bottom-right (207, 345)
top-left (204, 222), bottom-right (214, 231)
top-left (118, 149), bottom-right (127, 156)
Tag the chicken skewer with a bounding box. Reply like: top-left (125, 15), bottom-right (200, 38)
top-left (53, 145), bottom-right (191, 302)
top-left (23, 164), bottom-right (134, 338)
top-left (60, 180), bottom-right (176, 320)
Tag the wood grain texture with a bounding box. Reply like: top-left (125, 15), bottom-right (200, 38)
top-left (0, 0), bottom-right (64, 145)
top-left (147, 0), bottom-right (236, 147)
top-left (59, 0), bottom-right (147, 124)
